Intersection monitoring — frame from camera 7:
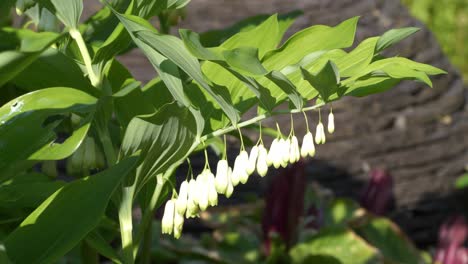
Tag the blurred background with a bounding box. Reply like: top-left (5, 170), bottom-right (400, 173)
top-left (86, 0), bottom-right (468, 262)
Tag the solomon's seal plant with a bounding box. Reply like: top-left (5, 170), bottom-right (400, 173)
top-left (0, 0), bottom-right (445, 263)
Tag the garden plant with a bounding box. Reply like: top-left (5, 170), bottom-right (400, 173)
top-left (0, 0), bottom-right (446, 263)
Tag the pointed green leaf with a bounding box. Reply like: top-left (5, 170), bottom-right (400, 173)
top-left (121, 102), bottom-right (199, 181)
top-left (263, 16), bottom-right (359, 71)
top-left (179, 29), bottom-right (221, 61)
top-left (0, 88), bottom-right (96, 178)
top-left (222, 47), bottom-right (268, 76)
top-left (290, 227), bottom-right (381, 263)
top-left (199, 11), bottom-right (302, 47)
top-left (267, 71), bottom-right (304, 110)
top-left (376, 27), bottom-right (420, 53)
top-left (301, 60), bottom-right (340, 102)
top-left (355, 217), bottom-right (423, 264)
top-left (50, 0), bottom-right (83, 29)
top-left (4, 156), bottom-right (139, 264)
top-left (134, 29), bottom-right (239, 124)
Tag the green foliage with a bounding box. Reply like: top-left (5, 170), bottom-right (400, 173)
top-left (402, 0), bottom-right (468, 82)
top-left (0, 0), bottom-right (444, 262)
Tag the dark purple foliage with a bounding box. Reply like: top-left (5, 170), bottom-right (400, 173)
top-left (262, 160), bottom-right (306, 255)
top-left (360, 169), bottom-right (394, 215)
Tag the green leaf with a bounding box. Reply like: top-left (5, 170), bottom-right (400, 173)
top-left (0, 30), bottom-right (62, 87)
top-left (4, 156), bottom-right (139, 264)
top-left (263, 16), bottom-right (359, 71)
top-left (199, 11), bottom-right (302, 48)
top-left (323, 198), bottom-right (360, 227)
top-left (343, 75), bottom-right (400, 97)
top-left (455, 173), bottom-right (468, 189)
top-left (376, 27), bottom-right (420, 53)
top-left (0, 88), bottom-right (96, 178)
top-left (121, 102), bottom-right (199, 182)
top-left (354, 217), bottom-right (422, 264)
top-left (223, 47), bottom-right (268, 76)
top-left (50, 0), bottom-right (83, 28)
top-left (134, 29), bottom-right (239, 124)
top-left (11, 48), bottom-right (95, 95)
top-left (179, 29), bottom-right (221, 61)
top-left (267, 71), bottom-right (304, 110)
top-left (113, 81), bottom-right (156, 126)
top-left (85, 231), bottom-right (122, 264)
top-left (290, 227), bottom-right (381, 264)
top-left (0, 172), bottom-right (64, 210)
top-left (301, 60), bottom-right (340, 102)
top-left (336, 37), bottom-right (379, 77)
top-left (219, 14), bottom-right (282, 58)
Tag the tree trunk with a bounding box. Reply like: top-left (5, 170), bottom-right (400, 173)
top-left (173, 0), bottom-right (468, 247)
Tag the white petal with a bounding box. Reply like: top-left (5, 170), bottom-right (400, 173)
top-left (246, 146), bottom-right (259, 175)
top-left (289, 136), bottom-right (299, 163)
top-left (238, 150), bottom-right (250, 184)
top-left (173, 211), bottom-right (184, 239)
top-left (225, 167), bottom-right (234, 198)
top-left (207, 172), bottom-right (218, 206)
top-left (267, 139), bottom-right (278, 166)
top-left (231, 155), bottom-right (242, 186)
top-left (176, 180), bottom-right (189, 215)
top-left (328, 112), bottom-right (335, 134)
top-left (301, 132), bottom-right (311, 158)
top-left (162, 199), bottom-right (175, 234)
top-left (281, 138), bottom-right (291, 164)
top-left (215, 159), bottom-right (229, 194)
top-left (197, 172), bottom-right (209, 211)
top-left (320, 122), bottom-right (326, 144)
top-left (256, 145), bottom-right (268, 177)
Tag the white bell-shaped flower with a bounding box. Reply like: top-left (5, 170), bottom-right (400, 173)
top-left (186, 179), bottom-right (199, 218)
top-left (246, 146), bottom-right (259, 175)
top-left (225, 167), bottom-right (234, 198)
top-left (267, 138), bottom-right (278, 167)
top-left (289, 136), bottom-right (300, 163)
top-left (315, 122), bottom-right (326, 144)
top-left (301, 132), bottom-right (315, 158)
top-left (328, 111), bottom-right (335, 134)
top-left (280, 138), bottom-right (290, 168)
top-left (197, 171), bottom-right (210, 211)
top-left (236, 150), bottom-right (250, 184)
top-left (207, 171), bottom-right (218, 206)
top-left (272, 139), bottom-right (283, 169)
top-left (256, 145), bottom-right (268, 177)
top-left (176, 180), bottom-right (189, 215)
top-left (173, 211), bottom-right (184, 239)
top-left (215, 159), bottom-right (229, 194)
top-left (162, 199), bottom-right (175, 234)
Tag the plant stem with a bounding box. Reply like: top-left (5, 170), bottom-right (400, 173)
top-left (98, 126), bottom-right (118, 166)
top-left (119, 186), bottom-right (135, 264)
top-left (134, 175), bottom-right (166, 260)
top-left (69, 28), bottom-right (100, 87)
top-left (200, 103), bottom-right (324, 141)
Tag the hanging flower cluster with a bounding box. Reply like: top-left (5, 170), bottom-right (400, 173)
top-left (161, 109), bottom-right (335, 238)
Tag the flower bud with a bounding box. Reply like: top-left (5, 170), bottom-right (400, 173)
top-left (173, 211), bottom-right (184, 239)
top-left (301, 132), bottom-right (315, 158)
top-left (328, 112), bottom-right (335, 134)
top-left (257, 145), bottom-right (268, 177)
top-left (162, 199), bottom-right (175, 234)
top-left (236, 151), bottom-right (250, 184)
top-left (215, 159), bottom-right (229, 194)
top-left (207, 171), bottom-right (218, 206)
top-left (197, 172), bottom-right (209, 211)
top-left (225, 167), bottom-right (234, 198)
top-left (267, 139), bottom-right (278, 167)
top-left (176, 180), bottom-right (189, 215)
top-left (246, 146), bottom-right (259, 175)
